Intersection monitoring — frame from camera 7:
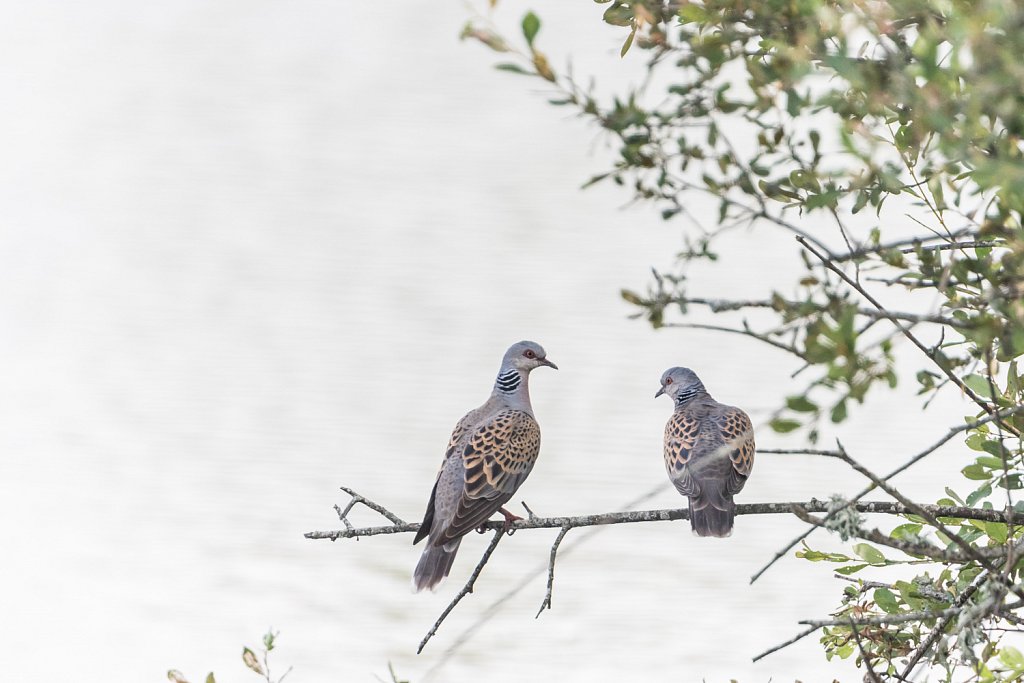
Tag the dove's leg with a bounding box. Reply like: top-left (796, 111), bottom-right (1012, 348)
top-left (474, 506), bottom-right (524, 535)
top-left (498, 506), bottom-right (523, 534)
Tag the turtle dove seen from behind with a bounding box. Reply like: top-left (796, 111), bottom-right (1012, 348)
top-left (413, 341), bottom-right (557, 592)
top-left (656, 367), bottom-right (755, 537)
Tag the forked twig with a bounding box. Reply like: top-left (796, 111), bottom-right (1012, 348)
top-left (336, 486), bottom-right (406, 527)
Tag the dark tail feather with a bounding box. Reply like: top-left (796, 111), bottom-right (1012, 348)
top-left (689, 498), bottom-right (735, 538)
top-left (413, 539), bottom-right (461, 592)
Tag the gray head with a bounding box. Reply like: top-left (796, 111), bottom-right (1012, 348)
top-left (654, 366), bottom-right (706, 403)
top-left (501, 340), bottom-right (558, 372)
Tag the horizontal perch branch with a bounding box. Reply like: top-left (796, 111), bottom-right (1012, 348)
top-left (316, 485), bottom-right (1022, 655)
top-left (304, 500), bottom-right (1017, 541)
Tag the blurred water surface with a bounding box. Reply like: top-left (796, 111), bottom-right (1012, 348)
top-left (0, 2), bottom-right (968, 681)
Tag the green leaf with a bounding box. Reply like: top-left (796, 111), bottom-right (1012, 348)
top-left (853, 543), bottom-right (886, 565)
top-left (980, 441), bottom-right (1007, 459)
top-left (494, 63), bottom-right (532, 76)
top-left (797, 542), bottom-right (852, 562)
top-left (522, 12), bottom-right (541, 46)
top-left (677, 4), bottom-right (707, 23)
top-left (789, 169), bottom-right (820, 192)
top-left (976, 455), bottom-right (1006, 469)
top-left (852, 191), bottom-right (869, 214)
top-left (890, 522), bottom-right (923, 539)
top-left (830, 400), bottom-right (848, 423)
top-left (167, 671), bottom-right (189, 683)
top-left (620, 26), bottom-right (636, 57)
top-left (769, 418), bottom-right (801, 433)
top-left (834, 563), bottom-right (869, 575)
top-left (962, 464), bottom-right (990, 480)
top-left (1002, 646), bottom-right (1024, 669)
top-left (786, 395), bottom-right (818, 412)
top-left (205, 675), bottom-right (215, 683)
top-left (621, 289), bottom-right (643, 305)
top-left (835, 641), bottom-right (855, 659)
top-left (602, 5), bottom-right (633, 26)
top-left (963, 374), bottom-right (996, 398)
top-left (967, 483), bottom-right (992, 506)
top-left (985, 522), bottom-right (1008, 544)
top-left (873, 587), bottom-right (900, 614)
top-left (966, 433), bottom-right (988, 451)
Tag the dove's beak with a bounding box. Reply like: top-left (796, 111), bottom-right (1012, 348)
top-left (540, 358), bottom-right (558, 370)
top-left (654, 386), bottom-right (665, 398)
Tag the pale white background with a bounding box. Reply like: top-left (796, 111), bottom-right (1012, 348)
top-left (0, 2), bottom-right (969, 681)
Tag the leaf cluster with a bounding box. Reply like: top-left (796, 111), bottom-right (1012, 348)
top-left (466, 0), bottom-right (1024, 678)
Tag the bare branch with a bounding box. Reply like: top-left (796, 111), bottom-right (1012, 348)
top-left (417, 529), bottom-right (504, 654)
top-left (660, 322), bottom-right (807, 359)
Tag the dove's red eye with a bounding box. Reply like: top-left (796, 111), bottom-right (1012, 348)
top-left (666, 377), bottom-right (673, 384)
top-left (524, 349), bottom-right (536, 359)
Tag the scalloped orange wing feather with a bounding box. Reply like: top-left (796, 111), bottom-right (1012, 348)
top-left (437, 409), bottom-right (540, 544)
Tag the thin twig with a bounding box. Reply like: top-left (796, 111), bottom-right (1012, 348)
top-left (660, 322), bottom-right (807, 359)
top-left (338, 485), bottom-right (406, 526)
top-left (849, 619), bottom-right (884, 683)
top-left (417, 529), bottom-right (504, 654)
top-left (536, 526), bottom-right (572, 618)
top-left (834, 228), bottom-right (980, 261)
top-left (334, 502), bottom-right (355, 532)
top-left (751, 624), bottom-right (820, 662)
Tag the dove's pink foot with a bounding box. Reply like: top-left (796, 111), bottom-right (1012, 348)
top-left (498, 506), bottom-right (523, 535)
